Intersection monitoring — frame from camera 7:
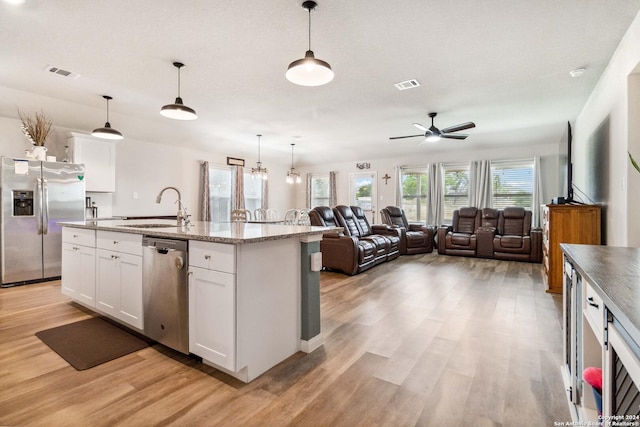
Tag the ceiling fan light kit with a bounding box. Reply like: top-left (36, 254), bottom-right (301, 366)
top-left (92, 95), bottom-right (124, 140)
top-left (160, 62), bottom-right (197, 120)
top-left (286, 1), bottom-right (334, 87)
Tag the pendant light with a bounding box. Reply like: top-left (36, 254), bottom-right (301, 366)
top-left (286, 143), bottom-right (301, 184)
top-left (160, 61), bottom-right (197, 120)
top-left (251, 134), bottom-right (268, 180)
top-left (286, 1), bottom-right (334, 87)
top-left (92, 95), bottom-right (123, 140)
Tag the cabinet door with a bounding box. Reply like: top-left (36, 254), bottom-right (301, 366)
top-left (62, 243), bottom-right (96, 307)
top-left (118, 253), bottom-right (143, 330)
top-left (69, 133), bottom-right (116, 192)
top-left (61, 243), bottom-right (81, 299)
top-left (189, 266), bottom-right (236, 370)
top-left (96, 249), bottom-right (120, 319)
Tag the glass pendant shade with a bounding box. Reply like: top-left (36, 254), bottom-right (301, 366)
top-left (286, 143), bottom-right (301, 183)
top-left (92, 95), bottom-right (123, 140)
top-left (286, 1), bottom-right (333, 87)
top-left (251, 134), bottom-right (268, 180)
top-left (161, 62), bottom-right (197, 120)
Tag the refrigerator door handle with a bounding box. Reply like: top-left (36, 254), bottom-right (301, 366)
top-left (43, 177), bottom-right (49, 235)
top-left (36, 177), bottom-right (43, 235)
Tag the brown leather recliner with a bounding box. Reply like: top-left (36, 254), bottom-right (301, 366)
top-left (349, 205), bottom-right (401, 261)
top-left (491, 207), bottom-right (542, 262)
top-left (437, 207), bottom-right (481, 257)
top-left (380, 206), bottom-right (434, 255)
top-left (309, 206), bottom-right (377, 275)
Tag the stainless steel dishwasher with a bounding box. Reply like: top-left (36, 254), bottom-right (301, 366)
top-left (142, 236), bottom-right (189, 354)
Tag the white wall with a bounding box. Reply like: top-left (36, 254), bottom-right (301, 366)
top-left (0, 117), bottom-right (296, 219)
top-left (574, 9), bottom-right (640, 246)
top-left (296, 141), bottom-right (562, 223)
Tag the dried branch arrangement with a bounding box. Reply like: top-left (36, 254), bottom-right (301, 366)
top-left (18, 109), bottom-right (53, 146)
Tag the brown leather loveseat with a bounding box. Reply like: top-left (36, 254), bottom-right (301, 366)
top-left (438, 207), bottom-right (542, 263)
top-left (309, 205), bottom-right (401, 275)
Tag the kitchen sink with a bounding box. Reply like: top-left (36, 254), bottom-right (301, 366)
top-left (117, 223), bottom-right (177, 229)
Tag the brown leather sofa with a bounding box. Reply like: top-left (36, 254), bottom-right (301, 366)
top-left (309, 206), bottom-right (401, 275)
top-left (337, 205), bottom-right (401, 263)
top-left (309, 206), bottom-right (377, 275)
top-left (438, 206), bottom-right (542, 263)
top-left (380, 206), bottom-right (434, 255)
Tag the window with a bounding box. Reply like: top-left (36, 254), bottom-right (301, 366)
top-left (491, 159), bottom-right (534, 210)
top-left (400, 168), bottom-right (428, 222)
top-left (310, 174), bottom-right (330, 208)
top-left (244, 172), bottom-right (264, 213)
top-left (443, 163), bottom-right (469, 222)
top-left (208, 165), bottom-right (232, 222)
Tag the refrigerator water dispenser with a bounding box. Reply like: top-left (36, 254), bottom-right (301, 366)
top-left (12, 190), bottom-right (34, 217)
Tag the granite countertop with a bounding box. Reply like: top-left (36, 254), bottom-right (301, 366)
top-left (561, 244), bottom-right (640, 346)
top-left (60, 219), bottom-right (334, 244)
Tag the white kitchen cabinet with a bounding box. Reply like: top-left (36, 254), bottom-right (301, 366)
top-left (67, 132), bottom-right (116, 192)
top-left (95, 231), bottom-right (143, 330)
top-left (189, 265), bottom-right (236, 371)
top-left (61, 228), bottom-right (96, 307)
top-left (61, 243), bottom-right (96, 307)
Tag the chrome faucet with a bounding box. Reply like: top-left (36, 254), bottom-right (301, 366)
top-left (156, 186), bottom-right (191, 226)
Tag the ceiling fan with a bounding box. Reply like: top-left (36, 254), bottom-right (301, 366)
top-left (389, 112), bottom-right (475, 142)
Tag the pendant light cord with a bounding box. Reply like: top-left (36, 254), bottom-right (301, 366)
top-left (177, 67), bottom-right (181, 98)
top-left (257, 134), bottom-right (262, 162)
top-left (307, 7), bottom-right (312, 51)
top-left (106, 98), bottom-right (110, 123)
top-left (291, 144), bottom-right (295, 168)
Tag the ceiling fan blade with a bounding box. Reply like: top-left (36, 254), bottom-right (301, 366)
top-left (413, 123), bottom-right (428, 132)
top-left (441, 122), bottom-right (475, 134)
top-left (441, 133), bottom-right (468, 140)
top-left (389, 134), bottom-right (425, 140)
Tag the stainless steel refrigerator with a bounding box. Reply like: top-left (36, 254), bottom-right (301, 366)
top-left (1, 157), bottom-right (85, 287)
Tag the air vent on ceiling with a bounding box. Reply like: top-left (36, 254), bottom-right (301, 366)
top-left (44, 66), bottom-right (81, 79)
top-left (394, 79), bottom-right (421, 91)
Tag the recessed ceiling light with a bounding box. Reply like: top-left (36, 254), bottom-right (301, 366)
top-left (569, 68), bottom-right (586, 78)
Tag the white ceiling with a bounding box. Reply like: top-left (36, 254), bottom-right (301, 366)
top-left (2, 0), bottom-right (640, 166)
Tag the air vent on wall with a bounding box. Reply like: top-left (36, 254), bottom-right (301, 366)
top-left (394, 79), bottom-right (421, 90)
top-left (44, 66), bottom-right (81, 79)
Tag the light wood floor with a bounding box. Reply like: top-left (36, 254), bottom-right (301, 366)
top-left (0, 253), bottom-right (569, 426)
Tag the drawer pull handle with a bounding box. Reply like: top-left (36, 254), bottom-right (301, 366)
top-left (73, 234), bottom-right (78, 238)
top-left (204, 255), bottom-right (211, 260)
top-left (111, 255), bottom-right (119, 259)
top-left (587, 297), bottom-right (599, 309)
top-left (113, 241), bottom-right (118, 245)
top-left (73, 246), bottom-right (79, 251)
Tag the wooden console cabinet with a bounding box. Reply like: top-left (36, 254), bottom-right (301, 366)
top-left (542, 204), bottom-right (601, 293)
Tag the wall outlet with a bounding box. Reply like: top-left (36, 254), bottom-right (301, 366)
top-left (310, 252), bottom-right (322, 272)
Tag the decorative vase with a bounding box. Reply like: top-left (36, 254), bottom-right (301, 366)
top-left (31, 146), bottom-right (47, 161)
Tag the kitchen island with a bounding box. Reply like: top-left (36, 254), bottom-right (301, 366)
top-left (59, 219), bottom-right (330, 382)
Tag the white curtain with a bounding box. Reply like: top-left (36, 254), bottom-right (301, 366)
top-left (532, 156), bottom-right (545, 227)
top-left (469, 160), bottom-right (493, 208)
top-left (199, 161), bottom-right (210, 221)
top-left (395, 166), bottom-right (403, 206)
top-left (306, 173), bottom-right (312, 208)
top-left (262, 178), bottom-right (269, 209)
top-left (329, 171), bottom-right (337, 207)
top-left (426, 163), bottom-right (444, 226)
top-left (232, 166), bottom-right (245, 211)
